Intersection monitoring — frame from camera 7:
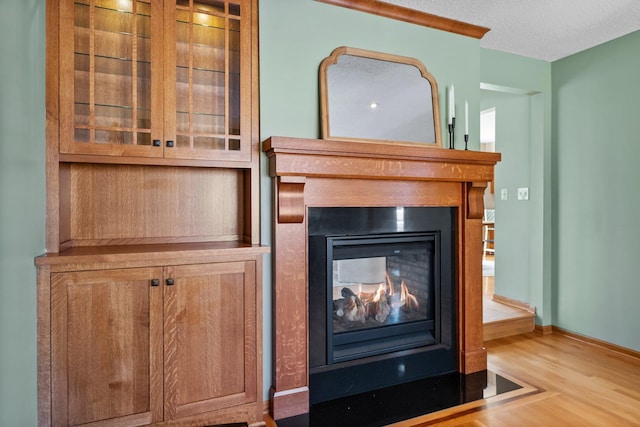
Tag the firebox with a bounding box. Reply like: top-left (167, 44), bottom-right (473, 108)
top-left (308, 207), bottom-right (457, 404)
top-left (327, 233), bottom-right (438, 363)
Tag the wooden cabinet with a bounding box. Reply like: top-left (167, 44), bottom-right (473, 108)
top-left (39, 0), bottom-right (265, 426)
top-left (38, 249), bottom-right (266, 426)
top-left (163, 261), bottom-right (258, 420)
top-left (49, 267), bottom-right (164, 426)
top-left (59, 0), bottom-right (251, 162)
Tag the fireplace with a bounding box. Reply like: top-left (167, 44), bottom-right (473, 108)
top-left (263, 136), bottom-right (500, 419)
top-left (308, 207), bottom-right (456, 403)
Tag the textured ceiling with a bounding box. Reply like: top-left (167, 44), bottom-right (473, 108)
top-left (382, 0), bottom-right (640, 61)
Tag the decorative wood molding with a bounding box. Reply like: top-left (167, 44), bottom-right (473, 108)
top-left (264, 136), bottom-right (500, 419)
top-left (492, 293), bottom-right (536, 314)
top-left (316, 0), bottom-right (490, 39)
top-left (552, 326), bottom-right (640, 360)
top-left (269, 386), bottom-right (310, 421)
top-left (467, 182), bottom-right (487, 219)
top-left (263, 136), bottom-right (500, 182)
top-left (460, 349), bottom-right (489, 374)
top-left (535, 324), bottom-right (553, 335)
top-left (277, 177), bottom-right (306, 224)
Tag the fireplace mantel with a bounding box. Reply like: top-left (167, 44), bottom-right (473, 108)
top-left (263, 136), bottom-right (501, 419)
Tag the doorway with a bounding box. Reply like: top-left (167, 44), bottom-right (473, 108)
top-left (480, 107), bottom-right (496, 296)
top-left (479, 83), bottom-right (548, 332)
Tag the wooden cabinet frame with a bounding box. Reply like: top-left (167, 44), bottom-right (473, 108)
top-left (39, 1), bottom-right (265, 426)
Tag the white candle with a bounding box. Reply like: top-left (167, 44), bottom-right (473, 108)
top-left (465, 101), bottom-right (469, 135)
top-left (447, 87), bottom-right (453, 124)
top-left (451, 85), bottom-right (455, 121)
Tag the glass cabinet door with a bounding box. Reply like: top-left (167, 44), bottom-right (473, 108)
top-left (164, 0), bottom-right (251, 161)
top-left (60, 0), bottom-right (164, 157)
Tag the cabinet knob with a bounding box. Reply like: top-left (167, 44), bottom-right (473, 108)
top-left (166, 278), bottom-right (175, 286)
top-left (166, 140), bottom-right (174, 148)
top-left (152, 139), bottom-right (161, 147)
top-left (151, 279), bottom-right (160, 287)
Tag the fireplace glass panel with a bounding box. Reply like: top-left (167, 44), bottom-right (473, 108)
top-left (331, 237), bottom-right (433, 333)
top-left (327, 234), bottom-right (437, 363)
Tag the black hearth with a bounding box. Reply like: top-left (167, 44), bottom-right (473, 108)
top-left (308, 207), bottom-right (456, 404)
top-left (276, 370), bottom-right (522, 427)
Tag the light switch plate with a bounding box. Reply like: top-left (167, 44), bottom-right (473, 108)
top-left (500, 188), bottom-right (508, 201)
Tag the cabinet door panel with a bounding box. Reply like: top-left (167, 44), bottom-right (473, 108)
top-left (164, 261), bottom-right (257, 420)
top-left (60, 0), bottom-right (163, 157)
top-left (51, 267), bottom-right (163, 426)
top-left (163, 0), bottom-right (252, 162)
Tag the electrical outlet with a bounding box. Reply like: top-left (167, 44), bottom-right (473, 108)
top-left (517, 187), bottom-right (529, 200)
top-left (500, 188), bottom-right (508, 201)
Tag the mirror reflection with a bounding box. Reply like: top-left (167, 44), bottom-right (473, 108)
top-left (320, 47), bottom-right (442, 147)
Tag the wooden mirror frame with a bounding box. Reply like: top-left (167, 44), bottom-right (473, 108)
top-left (319, 46), bottom-right (443, 148)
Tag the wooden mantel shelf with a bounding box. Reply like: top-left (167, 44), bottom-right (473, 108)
top-left (263, 135), bottom-right (500, 420)
top-left (264, 136), bottom-right (501, 182)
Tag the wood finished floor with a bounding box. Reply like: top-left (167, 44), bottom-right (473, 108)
top-left (266, 333), bottom-right (640, 426)
top-left (400, 332), bottom-right (640, 426)
top-left (413, 256), bottom-right (640, 425)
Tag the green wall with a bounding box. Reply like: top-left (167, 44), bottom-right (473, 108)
top-left (0, 1), bottom-right (46, 425)
top-left (552, 30), bottom-right (640, 351)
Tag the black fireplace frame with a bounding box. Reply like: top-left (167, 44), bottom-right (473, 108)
top-left (326, 232), bottom-right (439, 364)
top-left (308, 207), bottom-right (457, 404)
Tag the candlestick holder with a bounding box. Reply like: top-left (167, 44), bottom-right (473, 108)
top-left (448, 117), bottom-right (456, 149)
top-left (464, 134), bottom-right (469, 150)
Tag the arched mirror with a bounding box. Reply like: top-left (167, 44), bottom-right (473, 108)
top-left (320, 46), bottom-right (442, 147)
